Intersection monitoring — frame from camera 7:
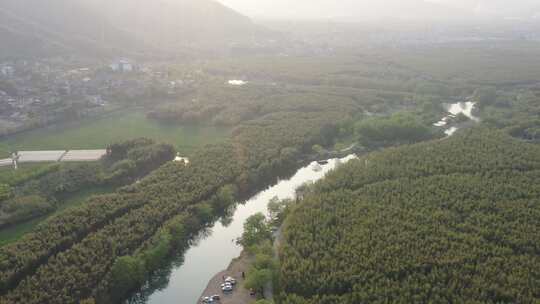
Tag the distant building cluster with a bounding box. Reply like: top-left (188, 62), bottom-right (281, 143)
top-left (0, 57), bottom-right (200, 136)
top-left (109, 58), bottom-right (135, 73)
top-left (0, 64), bottom-right (15, 77)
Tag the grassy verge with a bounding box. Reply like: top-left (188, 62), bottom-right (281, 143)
top-left (0, 184), bottom-right (117, 247)
top-left (0, 215), bottom-right (48, 247)
top-left (55, 185), bottom-right (117, 213)
top-left (0, 163), bottom-right (57, 186)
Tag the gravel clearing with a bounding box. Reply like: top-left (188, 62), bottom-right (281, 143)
top-left (197, 252), bottom-right (256, 304)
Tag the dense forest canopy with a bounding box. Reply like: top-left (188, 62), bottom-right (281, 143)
top-left (278, 129), bottom-right (540, 303)
top-left (1, 46), bottom-right (539, 301)
top-left (0, 39), bottom-right (538, 302)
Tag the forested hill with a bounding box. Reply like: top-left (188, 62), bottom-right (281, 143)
top-left (0, 0), bottom-right (263, 59)
top-left (0, 0), bottom-right (137, 59)
top-left (279, 128), bottom-right (540, 303)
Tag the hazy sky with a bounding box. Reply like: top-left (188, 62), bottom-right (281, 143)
top-left (216, 0), bottom-right (540, 20)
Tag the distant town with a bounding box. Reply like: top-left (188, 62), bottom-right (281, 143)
top-left (0, 58), bottom-right (196, 137)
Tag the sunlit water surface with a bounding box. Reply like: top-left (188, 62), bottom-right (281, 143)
top-left (434, 101), bottom-right (480, 136)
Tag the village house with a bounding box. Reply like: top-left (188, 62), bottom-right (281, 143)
top-left (110, 59), bottom-right (135, 73)
top-left (0, 65), bottom-right (15, 77)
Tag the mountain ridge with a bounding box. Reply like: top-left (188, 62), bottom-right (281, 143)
top-left (0, 0), bottom-right (263, 59)
top-left (218, 0), bottom-right (474, 21)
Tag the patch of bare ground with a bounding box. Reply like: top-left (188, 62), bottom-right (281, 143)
top-left (197, 251), bottom-right (257, 304)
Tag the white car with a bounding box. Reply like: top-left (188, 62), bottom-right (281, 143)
top-left (201, 296), bottom-right (212, 303)
top-left (221, 283), bottom-right (233, 292)
top-left (225, 277), bottom-right (237, 285)
top-left (202, 295), bottom-right (220, 303)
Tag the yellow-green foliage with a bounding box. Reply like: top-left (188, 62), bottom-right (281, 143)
top-left (279, 129), bottom-right (540, 303)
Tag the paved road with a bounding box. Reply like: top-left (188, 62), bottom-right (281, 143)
top-left (61, 150), bottom-right (107, 162)
top-left (7, 150), bottom-right (108, 165)
top-left (18, 151), bottom-right (66, 162)
top-left (0, 158), bottom-right (12, 167)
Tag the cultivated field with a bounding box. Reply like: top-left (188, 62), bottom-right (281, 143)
top-left (0, 110), bottom-right (231, 155)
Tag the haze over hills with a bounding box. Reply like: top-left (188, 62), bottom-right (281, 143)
top-left (0, 0), bottom-right (264, 59)
top-left (2, 0), bottom-right (537, 60)
top-left (0, 0), bottom-right (138, 58)
top-left (434, 0), bottom-right (540, 19)
top-left (82, 0), bottom-right (259, 46)
top-left (218, 0), bottom-right (468, 21)
top-left (218, 0), bottom-right (540, 20)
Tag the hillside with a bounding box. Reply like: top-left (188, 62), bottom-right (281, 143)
top-left (437, 0), bottom-right (540, 19)
top-left (279, 129), bottom-right (540, 303)
top-left (0, 0), bottom-right (263, 59)
top-left (347, 0), bottom-right (472, 20)
top-left (230, 0), bottom-right (472, 21)
top-left (0, 0), bottom-right (140, 58)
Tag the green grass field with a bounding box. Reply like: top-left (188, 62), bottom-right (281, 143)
top-left (0, 110), bottom-right (231, 155)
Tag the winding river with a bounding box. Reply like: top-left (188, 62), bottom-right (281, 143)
top-left (127, 155), bottom-right (356, 304)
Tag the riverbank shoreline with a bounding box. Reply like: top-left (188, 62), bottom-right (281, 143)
top-left (197, 251), bottom-right (256, 304)
top-left (133, 155), bottom-right (355, 304)
top-left (199, 220), bottom-right (285, 303)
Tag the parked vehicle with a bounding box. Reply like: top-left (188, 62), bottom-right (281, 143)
top-left (201, 296), bottom-right (212, 303)
top-left (221, 284), bottom-right (233, 292)
top-left (201, 295), bottom-right (220, 303)
top-left (225, 276), bottom-right (236, 285)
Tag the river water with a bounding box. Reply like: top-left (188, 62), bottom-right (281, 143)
top-left (127, 155), bottom-right (356, 304)
top-left (434, 101), bottom-right (480, 136)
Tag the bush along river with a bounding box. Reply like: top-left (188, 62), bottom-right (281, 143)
top-left (126, 155), bottom-right (357, 304)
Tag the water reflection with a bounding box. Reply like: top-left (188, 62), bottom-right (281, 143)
top-left (127, 250), bottom-right (185, 304)
top-left (434, 101), bottom-right (480, 136)
top-left (218, 205), bottom-right (236, 228)
top-left (126, 225), bottom-right (216, 304)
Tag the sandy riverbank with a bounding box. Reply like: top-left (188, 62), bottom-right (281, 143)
top-left (197, 251), bottom-right (256, 304)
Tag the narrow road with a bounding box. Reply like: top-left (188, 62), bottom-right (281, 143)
top-left (11, 150), bottom-right (107, 163)
top-left (263, 226), bottom-right (284, 300)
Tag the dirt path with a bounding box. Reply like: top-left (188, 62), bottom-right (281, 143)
top-left (197, 251), bottom-right (256, 304)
